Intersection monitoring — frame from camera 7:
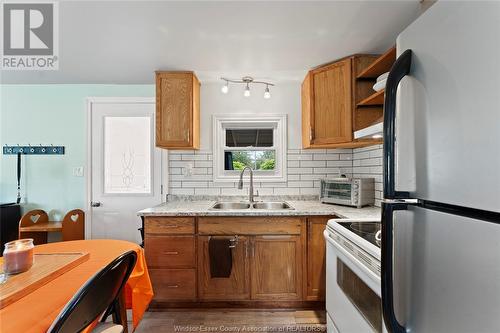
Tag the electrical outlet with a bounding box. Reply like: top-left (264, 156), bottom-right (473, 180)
top-left (183, 163), bottom-right (193, 177)
top-left (72, 167), bottom-right (84, 177)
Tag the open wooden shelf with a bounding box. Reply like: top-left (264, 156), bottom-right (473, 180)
top-left (357, 89), bottom-right (385, 107)
top-left (357, 46), bottom-right (396, 79)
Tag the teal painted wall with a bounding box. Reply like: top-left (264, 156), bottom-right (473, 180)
top-left (0, 85), bottom-right (154, 220)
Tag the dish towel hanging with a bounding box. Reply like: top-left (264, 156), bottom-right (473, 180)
top-left (208, 237), bottom-right (233, 278)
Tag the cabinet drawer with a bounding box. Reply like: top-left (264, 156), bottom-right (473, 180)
top-left (144, 217), bottom-right (195, 234)
top-left (149, 268), bottom-right (196, 300)
top-left (198, 217), bottom-right (303, 235)
top-left (145, 235), bottom-right (195, 268)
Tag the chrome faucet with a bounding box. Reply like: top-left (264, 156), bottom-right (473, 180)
top-left (238, 166), bottom-right (257, 202)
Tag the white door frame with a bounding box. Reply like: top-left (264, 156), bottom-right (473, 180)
top-left (85, 97), bottom-right (168, 239)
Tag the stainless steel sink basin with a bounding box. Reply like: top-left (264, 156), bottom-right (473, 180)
top-left (252, 202), bottom-right (294, 210)
top-left (210, 201), bottom-right (294, 210)
top-left (210, 202), bottom-right (251, 210)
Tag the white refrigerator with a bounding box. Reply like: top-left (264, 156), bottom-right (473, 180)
top-left (381, 2), bottom-right (500, 333)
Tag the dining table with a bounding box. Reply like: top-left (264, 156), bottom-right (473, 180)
top-left (0, 239), bottom-right (154, 333)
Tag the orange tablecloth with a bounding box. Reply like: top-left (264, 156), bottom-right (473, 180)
top-left (0, 239), bottom-right (153, 333)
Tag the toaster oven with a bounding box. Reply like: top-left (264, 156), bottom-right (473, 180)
top-left (320, 178), bottom-right (375, 208)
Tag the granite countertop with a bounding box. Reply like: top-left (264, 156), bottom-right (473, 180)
top-left (138, 199), bottom-right (381, 220)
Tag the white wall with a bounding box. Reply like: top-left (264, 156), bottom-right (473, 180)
top-left (199, 81), bottom-right (302, 150)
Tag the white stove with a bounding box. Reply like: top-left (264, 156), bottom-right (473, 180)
top-left (324, 218), bottom-right (385, 333)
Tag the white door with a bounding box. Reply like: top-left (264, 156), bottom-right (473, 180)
top-left (88, 98), bottom-right (163, 243)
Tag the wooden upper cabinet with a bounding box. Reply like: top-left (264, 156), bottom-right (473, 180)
top-left (155, 71), bottom-right (200, 149)
top-left (302, 55), bottom-right (383, 149)
top-left (311, 58), bottom-right (352, 145)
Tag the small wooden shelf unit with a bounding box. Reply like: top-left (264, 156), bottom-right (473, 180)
top-left (355, 46), bottom-right (396, 130)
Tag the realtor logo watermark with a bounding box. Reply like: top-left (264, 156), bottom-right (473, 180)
top-left (1, 1), bottom-right (59, 70)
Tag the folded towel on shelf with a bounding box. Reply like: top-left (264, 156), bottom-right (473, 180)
top-left (209, 237), bottom-right (233, 278)
top-left (377, 72), bottom-right (389, 82)
top-left (373, 79), bottom-right (387, 92)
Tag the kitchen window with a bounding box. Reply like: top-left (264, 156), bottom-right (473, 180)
top-left (212, 115), bottom-right (287, 182)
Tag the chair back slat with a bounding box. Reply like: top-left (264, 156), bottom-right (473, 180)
top-left (62, 209), bottom-right (85, 241)
top-left (18, 209), bottom-right (49, 243)
top-left (19, 209), bottom-right (49, 228)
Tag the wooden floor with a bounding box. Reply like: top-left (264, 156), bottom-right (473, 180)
top-left (134, 310), bottom-right (326, 333)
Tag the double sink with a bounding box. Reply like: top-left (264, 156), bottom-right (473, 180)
top-left (210, 201), bottom-right (294, 210)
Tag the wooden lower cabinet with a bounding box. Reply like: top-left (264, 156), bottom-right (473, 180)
top-left (251, 235), bottom-right (303, 300)
top-left (306, 217), bottom-right (330, 300)
top-left (198, 236), bottom-right (250, 300)
top-left (144, 215), bottom-right (330, 306)
top-left (149, 269), bottom-right (196, 300)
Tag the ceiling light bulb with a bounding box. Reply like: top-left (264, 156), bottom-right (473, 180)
top-left (244, 84), bottom-right (251, 97)
top-left (263, 86), bottom-right (271, 99)
top-left (221, 82), bottom-right (229, 94)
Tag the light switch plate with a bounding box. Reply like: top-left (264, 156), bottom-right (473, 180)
top-left (73, 166), bottom-right (84, 177)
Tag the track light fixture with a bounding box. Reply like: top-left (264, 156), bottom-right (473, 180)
top-left (220, 76), bottom-right (274, 99)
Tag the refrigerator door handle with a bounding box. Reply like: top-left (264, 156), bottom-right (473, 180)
top-left (383, 49), bottom-right (412, 199)
top-left (381, 201), bottom-right (410, 333)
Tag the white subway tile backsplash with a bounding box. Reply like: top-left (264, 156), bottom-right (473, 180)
top-left (289, 167), bottom-right (313, 174)
top-left (169, 161), bottom-right (188, 168)
top-left (300, 187), bottom-right (320, 195)
top-left (170, 188), bottom-right (195, 195)
top-left (326, 160), bottom-right (353, 167)
top-left (313, 154), bottom-right (339, 161)
top-left (221, 188), bottom-right (246, 196)
top-left (274, 188), bottom-right (300, 195)
top-left (169, 167), bottom-right (182, 175)
top-left (182, 154), bottom-right (207, 161)
top-left (288, 181), bottom-right (314, 188)
top-left (313, 167), bottom-right (340, 174)
top-left (167, 146), bottom-right (382, 207)
top-left (288, 154), bottom-right (313, 161)
top-left (195, 188), bottom-right (221, 195)
top-left (182, 181), bottom-right (208, 188)
top-left (353, 145), bottom-right (383, 207)
top-left (300, 174), bottom-right (326, 181)
top-left (194, 160), bottom-right (212, 168)
top-left (300, 160), bottom-right (326, 168)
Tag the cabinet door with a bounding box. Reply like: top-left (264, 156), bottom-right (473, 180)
top-left (306, 217), bottom-right (329, 300)
top-left (156, 72), bottom-right (199, 149)
top-left (301, 72), bottom-right (313, 148)
top-left (250, 235), bottom-right (303, 300)
top-left (198, 236), bottom-right (250, 300)
top-left (311, 58), bottom-right (352, 144)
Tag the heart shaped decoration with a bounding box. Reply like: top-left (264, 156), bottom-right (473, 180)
top-left (30, 214), bottom-right (40, 223)
top-left (70, 214), bottom-right (79, 222)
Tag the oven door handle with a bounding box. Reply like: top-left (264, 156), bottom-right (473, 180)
top-left (324, 229), bottom-right (381, 293)
top-left (381, 202), bottom-right (409, 333)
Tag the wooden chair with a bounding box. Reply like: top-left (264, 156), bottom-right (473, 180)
top-left (18, 209), bottom-right (50, 245)
top-left (62, 209), bottom-right (85, 241)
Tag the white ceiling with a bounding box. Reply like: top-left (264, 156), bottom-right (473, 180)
top-left (1, 1), bottom-right (421, 84)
